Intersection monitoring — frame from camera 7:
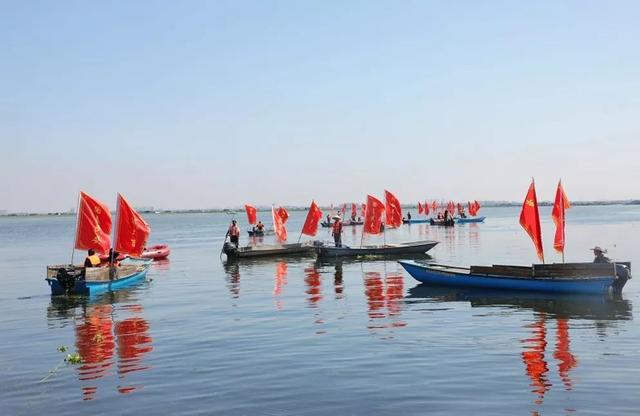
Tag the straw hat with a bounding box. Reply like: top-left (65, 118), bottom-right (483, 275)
top-left (332, 215), bottom-right (341, 220)
top-left (590, 246), bottom-right (607, 253)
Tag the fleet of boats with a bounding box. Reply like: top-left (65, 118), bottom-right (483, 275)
top-left (45, 184), bottom-right (631, 298)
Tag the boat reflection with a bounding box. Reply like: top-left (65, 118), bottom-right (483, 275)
top-left (407, 284), bottom-right (631, 406)
top-left (47, 293), bottom-right (153, 400)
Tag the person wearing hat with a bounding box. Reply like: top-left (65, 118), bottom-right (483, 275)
top-left (226, 220), bottom-right (241, 247)
top-left (331, 215), bottom-right (343, 247)
top-left (591, 246), bottom-right (610, 263)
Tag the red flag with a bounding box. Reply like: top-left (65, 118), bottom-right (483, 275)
top-left (245, 204), bottom-right (257, 225)
top-left (456, 203), bottom-right (463, 216)
top-left (552, 180), bottom-right (571, 254)
top-left (272, 206), bottom-right (287, 241)
top-left (432, 200), bottom-right (437, 212)
top-left (361, 203), bottom-right (366, 217)
top-left (447, 201), bottom-right (455, 215)
top-left (301, 200), bottom-right (323, 237)
top-left (468, 201), bottom-right (474, 216)
top-left (520, 181), bottom-right (544, 262)
top-left (474, 200), bottom-right (481, 215)
top-left (75, 192), bottom-right (112, 254)
top-left (424, 201), bottom-right (430, 216)
top-left (277, 206), bottom-right (289, 223)
top-left (363, 195), bottom-right (385, 235)
top-left (384, 190), bottom-right (402, 228)
top-left (351, 203), bottom-right (357, 218)
top-left (417, 201), bottom-right (424, 215)
top-left (341, 204), bottom-right (346, 217)
top-left (115, 194), bottom-right (151, 256)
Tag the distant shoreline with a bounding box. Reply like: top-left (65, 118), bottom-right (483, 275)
top-left (2, 200), bottom-right (639, 217)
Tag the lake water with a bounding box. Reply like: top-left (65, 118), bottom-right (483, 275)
top-left (1, 205), bottom-right (639, 415)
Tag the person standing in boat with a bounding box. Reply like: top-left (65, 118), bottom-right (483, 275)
top-left (407, 212), bottom-right (412, 221)
top-left (84, 249), bottom-right (101, 268)
top-left (226, 220), bottom-right (241, 247)
top-left (332, 215), bottom-right (343, 247)
top-left (326, 214), bottom-right (331, 226)
top-left (592, 246), bottom-right (610, 263)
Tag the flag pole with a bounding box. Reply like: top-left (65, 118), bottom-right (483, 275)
top-left (70, 191), bottom-right (81, 265)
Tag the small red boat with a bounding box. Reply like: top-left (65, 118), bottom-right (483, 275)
top-left (141, 244), bottom-right (171, 260)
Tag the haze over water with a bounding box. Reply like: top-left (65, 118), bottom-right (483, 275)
top-left (1, 205), bottom-right (639, 415)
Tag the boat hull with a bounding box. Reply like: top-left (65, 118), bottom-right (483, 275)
top-left (223, 242), bottom-right (315, 259)
top-left (141, 244), bottom-right (170, 260)
top-left (402, 219), bottom-right (431, 224)
top-left (456, 216), bottom-right (486, 224)
top-left (321, 221), bottom-right (363, 228)
top-left (430, 218), bottom-right (455, 226)
top-left (46, 259), bottom-right (152, 296)
top-left (399, 261), bottom-right (629, 295)
top-left (317, 241), bottom-right (438, 258)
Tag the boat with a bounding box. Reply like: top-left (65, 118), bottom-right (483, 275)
top-left (430, 218), bottom-right (455, 226)
top-left (399, 261), bottom-right (631, 295)
top-left (320, 220), bottom-right (364, 228)
top-left (402, 218), bottom-right (431, 224)
top-left (141, 244), bottom-right (170, 260)
top-left (247, 228), bottom-right (275, 237)
top-left (316, 240), bottom-right (439, 258)
top-left (456, 216), bottom-right (486, 224)
top-left (46, 258), bottom-right (152, 296)
top-left (222, 241), bottom-right (316, 259)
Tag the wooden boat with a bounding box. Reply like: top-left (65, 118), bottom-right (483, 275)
top-left (430, 218), bottom-right (455, 226)
top-left (456, 216), bottom-right (486, 224)
top-left (402, 218), bottom-right (431, 224)
top-left (247, 228), bottom-right (274, 237)
top-left (222, 241), bottom-right (315, 259)
top-left (316, 240), bottom-right (439, 258)
top-left (320, 220), bottom-right (364, 228)
top-left (399, 261), bottom-right (631, 295)
top-left (141, 244), bottom-right (170, 260)
top-left (46, 258), bottom-right (152, 296)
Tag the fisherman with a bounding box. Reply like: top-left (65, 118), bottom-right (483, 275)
top-left (226, 220), bottom-right (241, 247)
top-left (592, 246), bottom-right (610, 263)
top-left (326, 214), bottom-right (331, 225)
top-left (256, 221), bottom-right (265, 232)
top-left (407, 212), bottom-right (412, 221)
top-left (332, 215), bottom-right (343, 247)
top-left (84, 249), bottom-right (101, 268)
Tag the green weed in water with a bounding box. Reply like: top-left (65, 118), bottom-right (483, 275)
top-left (57, 345), bottom-right (68, 352)
top-left (65, 353), bottom-right (82, 364)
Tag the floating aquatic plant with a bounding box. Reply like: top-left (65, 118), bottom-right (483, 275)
top-left (65, 353), bottom-right (82, 364)
top-left (57, 345), bottom-right (68, 352)
top-left (93, 333), bottom-right (104, 343)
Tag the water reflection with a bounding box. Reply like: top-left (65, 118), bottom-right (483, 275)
top-left (47, 293), bottom-right (153, 400)
top-left (407, 285), bottom-right (632, 407)
top-left (222, 261), bottom-right (240, 298)
top-left (363, 270), bottom-right (406, 336)
top-left (304, 266), bottom-right (323, 306)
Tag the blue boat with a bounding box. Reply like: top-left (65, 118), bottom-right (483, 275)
top-left (456, 216), bottom-right (486, 224)
top-left (46, 258), bottom-right (152, 296)
top-left (399, 261), bottom-right (631, 295)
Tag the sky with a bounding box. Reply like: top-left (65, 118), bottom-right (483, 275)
top-left (1, 0), bottom-right (639, 212)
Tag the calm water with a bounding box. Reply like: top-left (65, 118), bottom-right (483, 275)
top-left (1, 206), bottom-right (639, 415)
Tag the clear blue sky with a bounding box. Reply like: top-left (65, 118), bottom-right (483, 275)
top-left (1, 1), bottom-right (639, 212)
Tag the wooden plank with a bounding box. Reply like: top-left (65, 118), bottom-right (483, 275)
top-left (533, 263), bottom-right (615, 278)
top-left (470, 265), bottom-right (532, 278)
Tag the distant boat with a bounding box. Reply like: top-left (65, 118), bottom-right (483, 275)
top-left (402, 218), bottom-right (431, 224)
top-left (320, 220), bottom-right (363, 228)
top-left (247, 228), bottom-right (275, 237)
top-left (140, 244), bottom-right (170, 260)
top-left (430, 218), bottom-right (455, 226)
top-left (399, 261), bottom-right (631, 295)
top-left (46, 258), bottom-right (152, 296)
top-left (316, 240), bottom-right (438, 258)
top-left (222, 241), bottom-right (315, 259)
top-left (456, 216), bottom-right (486, 224)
